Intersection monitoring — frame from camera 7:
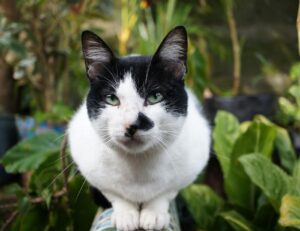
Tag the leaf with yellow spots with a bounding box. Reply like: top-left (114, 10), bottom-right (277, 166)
top-left (279, 195), bottom-right (300, 229)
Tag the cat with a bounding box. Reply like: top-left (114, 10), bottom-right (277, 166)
top-left (68, 26), bottom-right (210, 231)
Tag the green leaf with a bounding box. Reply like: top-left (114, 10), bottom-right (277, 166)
top-left (213, 111), bottom-right (240, 177)
top-left (291, 159), bottom-right (300, 196)
top-left (29, 152), bottom-right (63, 195)
top-left (18, 205), bottom-right (49, 231)
top-left (232, 118), bottom-right (277, 158)
top-left (225, 119), bottom-right (277, 208)
top-left (68, 175), bottom-right (98, 231)
top-left (2, 183), bottom-right (25, 199)
top-left (220, 210), bottom-right (255, 231)
top-left (275, 128), bottom-right (297, 173)
top-left (181, 184), bottom-right (223, 229)
top-left (47, 200), bottom-right (72, 231)
top-left (239, 154), bottom-right (290, 211)
top-left (1, 132), bottom-right (62, 173)
top-left (289, 85), bottom-right (300, 107)
top-left (279, 195), bottom-right (300, 229)
top-left (254, 195), bottom-right (277, 230)
top-left (290, 62), bottom-right (300, 81)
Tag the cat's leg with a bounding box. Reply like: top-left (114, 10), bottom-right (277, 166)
top-left (103, 191), bottom-right (139, 231)
top-left (140, 191), bottom-right (176, 230)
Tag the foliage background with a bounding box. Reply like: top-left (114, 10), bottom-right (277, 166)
top-left (0, 0), bottom-right (300, 230)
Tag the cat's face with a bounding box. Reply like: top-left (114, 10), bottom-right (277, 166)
top-left (82, 26), bottom-right (188, 154)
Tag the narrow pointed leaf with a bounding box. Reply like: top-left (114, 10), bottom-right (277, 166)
top-left (220, 210), bottom-right (255, 231)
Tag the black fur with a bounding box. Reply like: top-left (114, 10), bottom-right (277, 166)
top-left (82, 26), bottom-right (188, 120)
top-left (125, 112), bottom-right (154, 137)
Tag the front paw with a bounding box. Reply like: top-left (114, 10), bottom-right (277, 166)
top-left (111, 210), bottom-right (139, 231)
top-left (139, 209), bottom-right (170, 230)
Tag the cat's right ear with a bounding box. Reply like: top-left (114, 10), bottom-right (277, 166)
top-left (81, 31), bottom-right (114, 80)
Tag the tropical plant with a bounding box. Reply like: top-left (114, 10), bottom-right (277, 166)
top-left (0, 132), bottom-right (97, 230)
top-left (182, 111), bottom-right (300, 231)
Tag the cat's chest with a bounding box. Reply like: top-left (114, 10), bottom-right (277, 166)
top-left (92, 150), bottom-right (174, 182)
top-left (85, 148), bottom-right (181, 201)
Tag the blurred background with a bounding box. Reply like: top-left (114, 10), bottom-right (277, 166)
top-left (0, 0), bottom-right (300, 230)
top-left (0, 0), bottom-right (298, 118)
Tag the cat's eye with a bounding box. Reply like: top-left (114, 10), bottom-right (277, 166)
top-left (146, 92), bottom-right (163, 105)
top-left (105, 94), bottom-right (120, 106)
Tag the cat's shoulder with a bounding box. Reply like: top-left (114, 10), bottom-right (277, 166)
top-left (68, 101), bottom-right (96, 141)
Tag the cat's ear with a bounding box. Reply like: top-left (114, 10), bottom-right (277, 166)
top-left (151, 26), bottom-right (187, 79)
top-left (81, 31), bottom-right (114, 80)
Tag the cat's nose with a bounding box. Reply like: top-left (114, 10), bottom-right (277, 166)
top-left (124, 112), bottom-right (154, 138)
top-left (125, 125), bottom-right (138, 138)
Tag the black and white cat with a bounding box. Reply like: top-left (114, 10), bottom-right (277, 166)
top-left (68, 26), bottom-right (210, 231)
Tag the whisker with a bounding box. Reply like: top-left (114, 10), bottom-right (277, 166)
top-left (154, 136), bottom-right (179, 180)
top-left (75, 179), bottom-right (87, 202)
top-left (47, 161), bottom-right (74, 189)
top-left (53, 133), bottom-right (67, 142)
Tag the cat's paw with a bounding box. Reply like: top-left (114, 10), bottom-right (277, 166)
top-left (111, 210), bottom-right (139, 231)
top-left (139, 209), bottom-right (170, 230)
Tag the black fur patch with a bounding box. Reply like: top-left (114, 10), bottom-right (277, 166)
top-left (82, 26), bottom-right (188, 120)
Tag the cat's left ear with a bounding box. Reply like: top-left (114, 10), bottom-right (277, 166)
top-left (81, 31), bottom-right (115, 80)
top-left (151, 26), bottom-right (187, 79)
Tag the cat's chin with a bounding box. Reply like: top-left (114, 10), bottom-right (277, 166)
top-left (109, 136), bottom-right (155, 154)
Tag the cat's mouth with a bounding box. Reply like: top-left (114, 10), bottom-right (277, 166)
top-left (117, 136), bottom-right (145, 148)
top-left (121, 137), bottom-right (144, 146)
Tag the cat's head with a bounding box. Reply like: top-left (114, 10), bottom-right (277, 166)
top-left (82, 26), bottom-right (188, 154)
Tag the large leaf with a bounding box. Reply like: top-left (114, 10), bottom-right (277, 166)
top-left (213, 111), bottom-right (240, 177)
top-left (275, 128), bottom-right (297, 173)
top-left (220, 210), bottom-right (255, 231)
top-left (232, 118), bottom-right (277, 158)
top-left (239, 154), bottom-right (290, 211)
top-left (28, 153), bottom-right (65, 207)
top-left (225, 118), bottom-right (277, 208)
top-left (1, 132), bottom-right (62, 173)
top-left (181, 184), bottom-right (223, 229)
top-left (279, 195), bottom-right (300, 229)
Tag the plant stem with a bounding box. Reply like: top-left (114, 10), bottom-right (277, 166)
top-left (0, 210), bottom-right (18, 231)
top-left (226, 2), bottom-right (241, 95)
top-left (0, 189), bottom-right (67, 211)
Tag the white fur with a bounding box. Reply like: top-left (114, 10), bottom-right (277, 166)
top-left (68, 72), bottom-right (210, 230)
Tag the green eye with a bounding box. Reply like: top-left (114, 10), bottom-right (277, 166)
top-left (147, 92), bottom-right (163, 105)
top-left (105, 94), bottom-right (120, 106)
